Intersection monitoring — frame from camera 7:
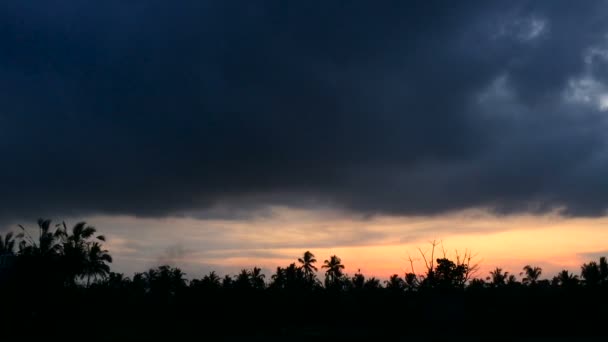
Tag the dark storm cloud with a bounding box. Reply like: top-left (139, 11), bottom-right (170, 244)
top-left (1, 0), bottom-right (608, 222)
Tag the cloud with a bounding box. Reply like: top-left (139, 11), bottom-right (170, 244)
top-left (1, 1), bottom-right (608, 223)
top-left (577, 250), bottom-right (608, 262)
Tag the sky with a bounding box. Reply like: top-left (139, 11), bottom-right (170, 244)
top-left (1, 1), bottom-right (608, 280)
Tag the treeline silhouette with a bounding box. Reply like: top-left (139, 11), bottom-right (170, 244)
top-left (2, 219), bottom-right (608, 340)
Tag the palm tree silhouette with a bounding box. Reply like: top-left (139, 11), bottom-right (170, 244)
top-left (298, 251), bottom-right (318, 283)
top-left (103, 272), bottom-right (130, 289)
top-left (250, 267), bottom-right (266, 290)
top-left (581, 261), bottom-right (602, 286)
top-left (364, 277), bottom-right (381, 290)
top-left (487, 267), bottom-right (509, 287)
top-left (521, 265), bottom-right (542, 286)
top-left (322, 255), bottom-right (344, 288)
top-left (0, 231), bottom-right (16, 271)
top-left (404, 272), bottom-right (418, 291)
top-left (0, 231), bottom-right (16, 254)
top-left (351, 270), bottom-right (365, 289)
top-left (202, 271), bottom-right (221, 289)
top-left (235, 269), bottom-right (252, 289)
top-left (58, 221), bottom-right (106, 285)
top-left (17, 219), bottom-right (63, 257)
top-left (385, 274), bottom-right (405, 291)
top-left (270, 266), bottom-right (286, 290)
top-left (222, 274), bottom-right (234, 289)
top-left (599, 257), bottom-right (608, 284)
top-left (552, 270), bottom-right (579, 288)
top-left (143, 265), bottom-right (187, 297)
top-left (84, 242), bottom-right (112, 286)
top-left (191, 271), bottom-right (222, 289)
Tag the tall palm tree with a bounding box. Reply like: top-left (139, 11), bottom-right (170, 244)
top-left (521, 265), bottom-right (542, 286)
top-left (298, 251), bottom-right (318, 282)
top-left (17, 219), bottom-right (63, 256)
top-left (14, 219), bottom-right (68, 288)
top-left (0, 231), bottom-right (16, 254)
top-left (84, 242), bottom-right (112, 286)
top-left (57, 221), bottom-right (107, 285)
top-left (322, 255), bottom-right (345, 288)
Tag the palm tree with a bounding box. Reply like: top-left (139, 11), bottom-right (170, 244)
top-left (298, 251), bottom-right (318, 283)
top-left (404, 272), bottom-right (418, 291)
top-left (507, 274), bottom-right (519, 286)
top-left (59, 222), bottom-right (92, 281)
top-left (235, 269), bottom-right (251, 289)
top-left (351, 270), bottom-right (365, 289)
top-left (103, 272), bottom-right (130, 289)
top-left (55, 221), bottom-right (108, 285)
top-left (322, 255), bottom-right (345, 288)
top-left (61, 222), bottom-right (105, 253)
top-left (191, 271), bottom-right (222, 290)
top-left (271, 263), bottom-right (308, 290)
top-left (599, 257), bottom-right (608, 284)
top-left (521, 265), bottom-right (542, 286)
top-left (552, 270), bottom-right (579, 288)
top-left (249, 267), bottom-right (266, 290)
top-left (144, 265), bottom-right (187, 296)
top-left (84, 242), bottom-right (112, 286)
top-left (0, 231), bottom-right (17, 271)
top-left (202, 271), bottom-right (221, 289)
top-left (487, 267), bottom-right (509, 287)
top-left (17, 219), bottom-right (63, 256)
top-left (222, 275), bottom-right (234, 289)
top-left (581, 261), bottom-right (601, 287)
top-left (385, 274), bottom-right (405, 291)
top-left (14, 219), bottom-right (67, 288)
top-left (364, 277), bottom-right (381, 290)
top-left (0, 231), bottom-right (16, 254)
top-left (270, 266), bottom-right (287, 290)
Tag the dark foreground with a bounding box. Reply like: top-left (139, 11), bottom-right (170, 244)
top-left (3, 285), bottom-right (608, 341)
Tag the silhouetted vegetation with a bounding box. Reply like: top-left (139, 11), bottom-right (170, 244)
top-left (2, 220), bottom-right (608, 340)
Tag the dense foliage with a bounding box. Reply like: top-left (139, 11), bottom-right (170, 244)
top-left (1, 219), bottom-right (608, 340)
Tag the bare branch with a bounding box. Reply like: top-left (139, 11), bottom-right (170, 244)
top-left (417, 247), bottom-right (430, 272)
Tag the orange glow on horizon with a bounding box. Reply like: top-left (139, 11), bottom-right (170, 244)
top-left (95, 207), bottom-right (608, 280)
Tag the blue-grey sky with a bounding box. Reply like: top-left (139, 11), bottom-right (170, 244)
top-left (2, 1), bottom-right (608, 278)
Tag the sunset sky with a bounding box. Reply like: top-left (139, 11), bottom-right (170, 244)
top-left (2, 1), bottom-right (608, 281)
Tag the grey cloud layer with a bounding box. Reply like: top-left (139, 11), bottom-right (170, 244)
top-left (1, 0), bottom-right (608, 222)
